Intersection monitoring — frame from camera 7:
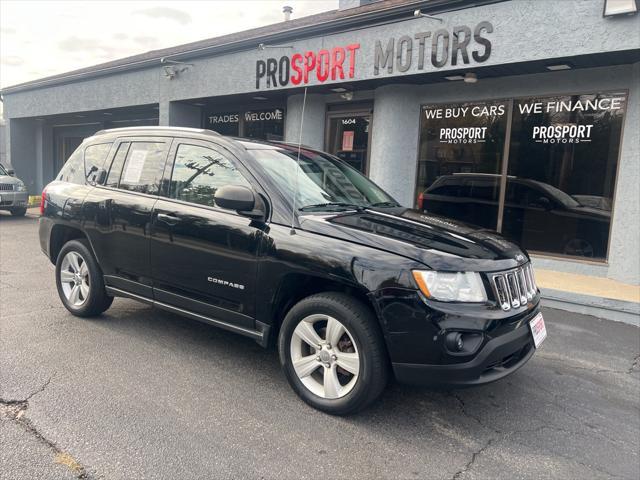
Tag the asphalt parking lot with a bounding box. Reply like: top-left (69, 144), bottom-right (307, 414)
top-left (1, 211), bottom-right (639, 480)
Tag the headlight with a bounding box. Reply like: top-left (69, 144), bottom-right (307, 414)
top-left (16, 182), bottom-right (27, 192)
top-left (412, 270), bottom-right (487, 303)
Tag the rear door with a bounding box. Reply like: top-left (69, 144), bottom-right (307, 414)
top-left (83, 137), bottom-right (170, 298)
top-left (149, 138), bottom-right (264, 330)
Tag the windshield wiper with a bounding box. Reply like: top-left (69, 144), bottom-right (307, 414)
top-left (299, 202), bottom-right (365, 212)
top-left (368, 201), bottom-right (398, 208)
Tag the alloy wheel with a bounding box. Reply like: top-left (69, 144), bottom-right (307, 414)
top-left (290, 314), bottom-right (360, 399)
top-left (60, 251), bottom-right (90, 307)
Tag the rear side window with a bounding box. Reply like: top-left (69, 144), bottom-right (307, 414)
top-left (84, 143), bottom-right (113, 177)
top-left (118, 142), bottom-right (168, 195)
top-left (57, 148), bottom-right (85, 184)
top-left (168, 143), bottom-right (251, 207)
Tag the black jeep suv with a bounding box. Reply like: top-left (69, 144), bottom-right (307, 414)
top-left (39, 127), bottom-right (546, 415)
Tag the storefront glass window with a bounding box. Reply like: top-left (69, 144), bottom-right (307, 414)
top-left (415, 92), bottom-right (627, 262)
top-left (206, 112), bottom-right (240, 136)
top-left (204, 107), bottom-right (285, 140)
top-left (243, 108), bottom-right (285, 141)
top-left (415, 101), bottom-right (508, 230)
top-left (505, 93), bottom-right (626, 259)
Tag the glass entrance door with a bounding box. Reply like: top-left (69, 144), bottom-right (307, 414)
top-left (326, 113), bottom-right (371, 173)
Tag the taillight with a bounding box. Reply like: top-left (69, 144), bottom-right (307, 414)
top-left (40, 189), bottom-right (47, 215)
top-left (417, 192), bottom-right (425, 210)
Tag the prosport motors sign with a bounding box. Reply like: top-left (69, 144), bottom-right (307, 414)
top-left (519, 97), bottom-right (624, 144)
top-left (424, 104), bottom-right (506, 144)
top-left (255, 21), bottom-right (493, 89)
top-left (256, 44), bottom-right (360, 89)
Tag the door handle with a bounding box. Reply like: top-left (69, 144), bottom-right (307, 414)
top-left (157, 213), bottom-right (181, 226)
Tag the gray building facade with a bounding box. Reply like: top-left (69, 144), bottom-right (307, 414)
top-left (2, 0), bottom-right (639, 286)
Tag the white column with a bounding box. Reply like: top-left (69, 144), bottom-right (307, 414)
top-left (368, 85), bottom-right (421, 207)
top-left (607, 62), bottom-right (640, 285)
top-left (284, 93), bottom-right (326, 150)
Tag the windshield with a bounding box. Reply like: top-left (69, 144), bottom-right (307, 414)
top-left (251, 148), bottom-right (397, 210)
top-left (0, 164), bottom-right (7, 176)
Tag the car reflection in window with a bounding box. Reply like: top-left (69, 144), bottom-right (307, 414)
top-left (418, 173), bottom-right (611, 259)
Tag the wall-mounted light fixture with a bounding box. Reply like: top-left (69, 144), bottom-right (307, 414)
top-left (257, 43), bottom-right (294, 50)
top-left (463, 73), bottom-right (478, 84)
top-left (413, 9), bottom-right (444, 22)
top-left (546, 63), bottom-right (572, 71)
top-left (603, 0), bottom-right (638, 17)
top-left (445, 73), bottom-right (478, 83)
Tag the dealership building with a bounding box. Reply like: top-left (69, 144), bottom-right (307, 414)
top-left (1, 0), bottom-right (639, 318)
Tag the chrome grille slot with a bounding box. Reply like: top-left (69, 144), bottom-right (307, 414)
top-left (491, 263), bottom-right (538, 311)
top-left (0, 184), bottom-right (14, 191)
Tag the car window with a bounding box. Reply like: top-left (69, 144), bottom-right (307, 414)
top-left (84, 143), bottom-right (113, 178)
top-left (168, 143), bottom-right (251, 207)
top-left (428, 183), bottom-right (460, 196)
top-left (105, 142), bottom-right (130, 188)
top-left (118, 142), bottom-right (168, 195)
top-left (57, 148), bottom-right (85, 184)
top-left (467, 178), bottom-right (499, 201)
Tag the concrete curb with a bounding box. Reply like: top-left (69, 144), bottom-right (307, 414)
top-left (541, 288), bottom-right (640, 326)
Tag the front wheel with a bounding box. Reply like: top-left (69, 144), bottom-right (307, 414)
top-left (56, 239), bottom-right (113, 317)
top-left (278, 292), bottom-right (389, 415)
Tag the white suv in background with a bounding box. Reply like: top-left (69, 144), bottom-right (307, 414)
top-left (0, 164), bottom-right (29, 216)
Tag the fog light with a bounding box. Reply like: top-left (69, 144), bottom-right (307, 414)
top-left (446, 332), bottom-right (464, 352)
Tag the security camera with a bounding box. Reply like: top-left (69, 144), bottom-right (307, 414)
top-left (164, 65), bottom-right (177, 80)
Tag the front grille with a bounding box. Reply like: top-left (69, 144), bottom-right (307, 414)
top-left (0, 183), bottom-right (14, 191)
top-left (491, 263), bottom-right (537, 311)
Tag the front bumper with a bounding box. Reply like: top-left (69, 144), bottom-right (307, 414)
top-left (371, 286), bottom-right (541, 388)
top-left (0, 191), bottom-right (29, 209)
top-left (392, 322), bottom-right (535, 387)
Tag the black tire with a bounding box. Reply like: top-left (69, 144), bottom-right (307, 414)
top-left (55, 239), bottom-right (113, 317)
top-left (278, 292), bottom-right (389, 415)
top-left (10, 207), bottom-right (27, 217)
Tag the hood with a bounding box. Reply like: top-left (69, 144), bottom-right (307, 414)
top-left (298, 208), bottom-right (528, 272)
top-left (0, 175), bottom-right (21, 185)
top-left (568, 205), bottom-right (611, 220)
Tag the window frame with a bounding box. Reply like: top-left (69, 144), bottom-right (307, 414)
top-left (159, 137), bottom-right (269, 218)
top-left (96, 136), bottom-right (172, 200)
top-left (414, 89), bottom-right (630, 265)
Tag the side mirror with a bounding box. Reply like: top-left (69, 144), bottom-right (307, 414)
top-left (88, 167), bottom-right (107, 185)
top-left (534, 197), bottom-right (552, 210)
top-left (7, 168), bottom-right (15, 176)
top-left (214, 185), bottom-right (263, 218)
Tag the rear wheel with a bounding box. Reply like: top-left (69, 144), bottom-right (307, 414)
top-left (279, 292), bottom-right (388, 415)
top-left (10, 207), bottom-right (27, 217)
top-left (56, 239), bottom-right (113, 317)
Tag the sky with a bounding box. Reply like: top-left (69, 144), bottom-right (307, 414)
top-left (0, 0), bottom-right (338, 90)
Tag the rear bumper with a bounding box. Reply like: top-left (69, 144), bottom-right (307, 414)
top-left (392, 321), bottom-right (535, 387)
top-left (0, 191), bottom-right (28, 208)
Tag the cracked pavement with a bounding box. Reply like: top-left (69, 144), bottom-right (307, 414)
top-left (1, 212), bottom-right (639, 479)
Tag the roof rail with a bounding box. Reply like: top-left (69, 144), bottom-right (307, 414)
top-left (94, 126), bottom-right (221, 136)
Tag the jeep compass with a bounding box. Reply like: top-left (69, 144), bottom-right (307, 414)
top-left (39, 127), bottom-right (546, 415)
